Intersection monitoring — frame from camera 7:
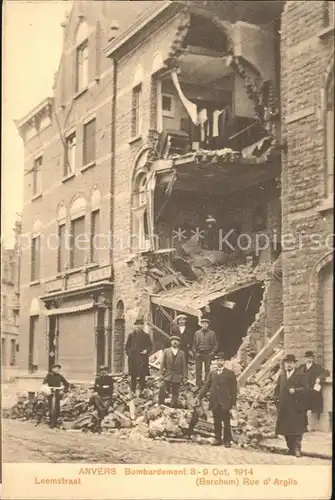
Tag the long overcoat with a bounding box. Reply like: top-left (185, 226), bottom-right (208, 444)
top-left (299, 363), bottom-right (329, 413)
top-left (125, 329), bottom-right (152, 377)
top-left (274, 369), bottom-right (309, 436)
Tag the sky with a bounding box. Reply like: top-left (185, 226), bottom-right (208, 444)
top-left (2, 0), bottom-right (72, 247)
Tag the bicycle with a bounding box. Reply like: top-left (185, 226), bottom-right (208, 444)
top-left (48, 386), bottom-right (64, 428)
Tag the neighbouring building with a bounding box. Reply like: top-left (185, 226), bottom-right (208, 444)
top-left (1, 221), bottom-right (21, 375)
top-left (281, 0), bottom-right (334, 431)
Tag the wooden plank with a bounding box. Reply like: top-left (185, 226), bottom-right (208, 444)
top-left (255, 350), bottom-right (283, 385)
top-left (237, 325), bottom-right (284, 388)
top-left (150, 295), bottom-right (201, 318)
top-left (156, 305), bottom-right (174, 324)
top-left (147, 321), bottom-right (171, 342)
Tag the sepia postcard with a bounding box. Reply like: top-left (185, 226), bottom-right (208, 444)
top-left (1, 1), bottom-right (333, 499)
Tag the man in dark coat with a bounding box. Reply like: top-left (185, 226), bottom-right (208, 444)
top-left (274, 354), bottom-right (309, 457)
top-left (89, 365), bottom-right (114, 426)
top-left (197, 353), bottom-right (237, 447)
top-left (158, 336), bottom-right (187, 407)
top-left (125, 319), bottom-right (152, 394)
top-left (300, 351), bottom-right (329, 431)
top-left (171, 314), bottom-right (194, 373)
top-left (192, 314), bottom-right (218, 388)
top-left (42, 363), bottom-right (69, 427)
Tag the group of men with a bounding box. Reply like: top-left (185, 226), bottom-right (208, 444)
top-left (41, 315), bottom-right (329, 455)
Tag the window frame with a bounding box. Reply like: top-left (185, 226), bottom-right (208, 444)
top-left (57, 223), bottom-right (66, 273)
top-left (83, 118), bottom-right (96, 167)
top-left (64, 132), bottom-right (77, 177)
top-left (76, 40), bottom-right (89, 94)
top-left (162, 92), bottom-right (175, 118)
top-left (32, 156), bottom-right (43, 196)
top-left (31, 235), bottom-right (41, 282)
top-left (131, 84), bottom-right (143, 139)
top-left (90, 209), bottom-right (100, 263)
top-left (70, 215), bottom-right (86, 269)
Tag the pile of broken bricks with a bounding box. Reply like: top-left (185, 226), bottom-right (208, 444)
top-left (4, 352), bottom-right (280, 448)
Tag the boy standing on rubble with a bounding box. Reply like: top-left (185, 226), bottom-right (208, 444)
top-left (192, 314), bottom-right (218, 388)
top-left (158, 336), bottom-right (187, 407)
top-left (196, 353), bottom-right (237, 447)
top-left (126, 318), bottom-right (153, 395)
top-left (89, 365), bottom-right (114, 426)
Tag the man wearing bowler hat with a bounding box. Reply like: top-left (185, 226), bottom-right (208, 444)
top-left (196, 353), bottom-right (237, 446)
top-left (159, 336), bottom-right (187, 407)
top-left (125, 318), bottom-right (153, 394)
top-left (300, 351), bottom-right (329, 431)
top-left (42, 363), bottom-right (69, 427)
top-left (192, 313), bottom-right (218, 388)
top-left (171, 314), bottom-right (194, 373)
top-left (274, 354), bottom-right (309, 457)
top-left (89, 365), bottom-right (114, 426)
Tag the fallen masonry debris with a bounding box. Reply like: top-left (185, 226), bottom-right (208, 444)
top-left (4, 353), bottom-right (281, 448)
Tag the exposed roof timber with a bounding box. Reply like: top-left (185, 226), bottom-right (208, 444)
top-left (150, 294), bottom-right (201, 317)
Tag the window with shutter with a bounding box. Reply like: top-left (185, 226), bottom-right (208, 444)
top-left (83, 119), bottom-right (96, 166)
top-left (33, 156), bottom-right (42, 195)
top-left (132, 84), bottom-right (142, 138)
top-left (70, 216), bottom-right (86, 268)
top-left (64, 132), bottom-right (76, 176)
top-left (90, 210), bottom-right (100, 263)
top-left (57, 224), bottom-right (66, 272)
top-left (31, 236), bottom-right (41, 281)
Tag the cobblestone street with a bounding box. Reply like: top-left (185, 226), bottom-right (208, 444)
top-left (3, 419), bottom-right (331, 465)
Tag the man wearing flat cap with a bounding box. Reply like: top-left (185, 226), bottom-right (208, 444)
top-left (300, 351), bottom-right (329, 431)
top-left (125, 318), bottom-right (153, 394)
top-left (171, 314), bottom-right (194, 373)
top-left (42, 363), bottom-right (70, 427)
top-left (159, 336), bottom-right (187, 407)
top-left (192, 313), bottom-right (218, 388)
top-left (197, 353), bottom-right (237, 446)
top-left (89, 365), bottom-right (114, 426)
top-left (274, 354), bottom-right (309, 457)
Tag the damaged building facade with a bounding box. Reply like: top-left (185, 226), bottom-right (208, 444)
top-left (16, 1), bottom-right (332, 430)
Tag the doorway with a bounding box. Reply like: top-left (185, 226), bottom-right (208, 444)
top-left (96, 308), bottom-right (106, 371)
top-left (114, 300), bottom-right (125, 373)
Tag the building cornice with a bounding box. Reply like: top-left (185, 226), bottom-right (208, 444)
top-left (15, 97), bottom-right (53, 134)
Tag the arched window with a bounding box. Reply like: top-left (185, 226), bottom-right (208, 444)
top-left (75, 21), bottom-right (89, 93)
top-left (132, 173), bottom-right (150, 251)
top-left (69, 195), bottom-right (87, 268)
top-left (325, 66), bottom-right (334, 197)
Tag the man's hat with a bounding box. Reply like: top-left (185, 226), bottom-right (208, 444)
top-left (305, 351), bottom-right (314, 358)
top-left (175, 314), bottom-right (187, 323)
top-left (214, 352), bottom-right (225, 360)
top-left (170, 336), bottom-right (181, 343)
top-left (283, 354), bottom-right (297, 363)
top-left (134, 318), bottom-right (144, 325)
top-left (52, 363), bottom-right (62, 369)
top-left (99, 364), bottom-right (109, 371)
top-left (200, 313), bottom-right (211, 323)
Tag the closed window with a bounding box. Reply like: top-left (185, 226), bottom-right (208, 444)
top-left (90, 210), bottom-right (100, 263)
top-left (64, 132), bottom-right (76, 176)
top-left (31, 236), bottom-right (41, 281)
top-left (33, 156), bottom-right (42, 195)
top-left (132, 84), bottom-right (142, 138)
top-left (76, 42), bottom-right (89, 93)
top-left (70, 216), bottom-right (86, 268)
top-left (57, 224), bottom-right (66, 272)
top-left (83, 119), bottom-right (96, 166)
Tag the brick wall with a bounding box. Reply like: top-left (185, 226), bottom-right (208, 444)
top-left (281, 1), bottom-right (334, 363)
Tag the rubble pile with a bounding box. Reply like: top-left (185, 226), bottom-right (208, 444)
top-left (4, 359), bottom-right (279, 448)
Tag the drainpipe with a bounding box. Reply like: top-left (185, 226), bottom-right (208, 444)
top-left (108, 58), bottom-right (117, 372)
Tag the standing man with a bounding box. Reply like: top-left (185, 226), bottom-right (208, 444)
top-left (89, 365), bottom-right (114, 427)
top-left (158, 336), bottom-right (187, 407)
top-left (171, 314), bottom-right (194, 372)
top-left (300, 351), bottom-right (329, 431)
top-left (274, 354), bottom-right (309, 457)
top-left (192, 314), bottom-right (218, 388)
top-left (42, 363), bottom-right (70, 428)
top-left (196, 353), bottom-right (237, 447)
top-left (125, 318), bottom-right (152, 395)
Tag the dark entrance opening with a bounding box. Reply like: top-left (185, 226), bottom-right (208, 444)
top-left (209, 282), bottom-right (264, 359)
top-left (48, 316), bottom-right (57, 371)
top-left (114, 300), bottom-right (125, 373)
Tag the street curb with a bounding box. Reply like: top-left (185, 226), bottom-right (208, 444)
top-left (258, 442), bottom-right (332, 460)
